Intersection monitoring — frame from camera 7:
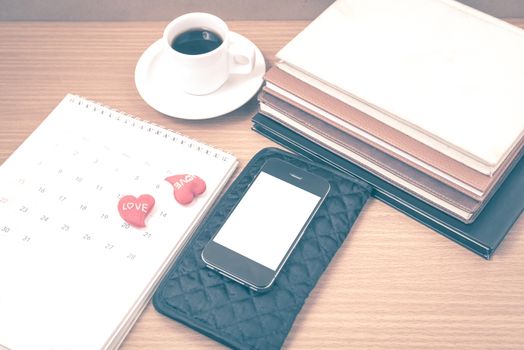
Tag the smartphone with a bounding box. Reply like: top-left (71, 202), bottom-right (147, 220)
top-left (201, 158), bottom-right (330, 291)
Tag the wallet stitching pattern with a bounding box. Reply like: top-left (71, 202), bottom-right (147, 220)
top-left (153, 147), bottom-right (370, 350)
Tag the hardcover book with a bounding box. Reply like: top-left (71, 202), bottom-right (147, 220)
top-left (258, 91), bottom-right (487, 223)
top-left (264, 67), bottom-right (524, 200)
top-left (276, 0), bottom-right (524, 175)
top-left (252, 113), bottom-right (524, 259)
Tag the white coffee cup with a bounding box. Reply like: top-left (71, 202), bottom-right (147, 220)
top-left (162, 12), bottom-right (256, 95)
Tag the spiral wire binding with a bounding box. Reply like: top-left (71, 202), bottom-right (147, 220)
top-left (68, 94), bottom-right (234, 162)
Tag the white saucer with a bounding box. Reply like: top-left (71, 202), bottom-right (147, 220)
top-left (135, 32), bottom-right (266, 120)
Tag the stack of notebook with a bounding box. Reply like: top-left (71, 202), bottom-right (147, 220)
top-left (253, 0), bottom-right (524, 258)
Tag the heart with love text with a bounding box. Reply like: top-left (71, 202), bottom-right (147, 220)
top-left (118, 194), bottom-right (155, 228)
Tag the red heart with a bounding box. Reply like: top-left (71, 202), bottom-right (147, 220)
top-left (165, 174), bottom-right (206, 205)
top-left (118, 194), bottom-right (155, 228)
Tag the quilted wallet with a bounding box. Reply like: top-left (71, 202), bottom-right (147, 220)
top-left (153, 147), bottom-right (371, 349)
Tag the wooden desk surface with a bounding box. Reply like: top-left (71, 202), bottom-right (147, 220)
top-left (1, 21), bottom-right (523, 350)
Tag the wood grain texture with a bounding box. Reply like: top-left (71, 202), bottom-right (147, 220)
top-left (0, 20), bottom-right (523, 350)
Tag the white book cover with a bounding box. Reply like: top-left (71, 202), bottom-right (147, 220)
top-left (276, 0), bottom-right (524, 173)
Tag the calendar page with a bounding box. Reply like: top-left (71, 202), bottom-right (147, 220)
top-left (0, 95), bottom-right (238, 350)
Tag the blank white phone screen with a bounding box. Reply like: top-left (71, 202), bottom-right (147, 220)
top-left (212, 171), bottom-right (322, 271)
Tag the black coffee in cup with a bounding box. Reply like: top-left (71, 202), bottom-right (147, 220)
top-left (171, 28), bottom-right (223, 55)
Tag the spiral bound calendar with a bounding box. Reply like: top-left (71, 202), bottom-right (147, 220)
top-left (0, 94), bottom-right (238, 350)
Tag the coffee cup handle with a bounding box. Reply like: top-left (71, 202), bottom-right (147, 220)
top-left (228, 42), bottom-right (256, 75)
